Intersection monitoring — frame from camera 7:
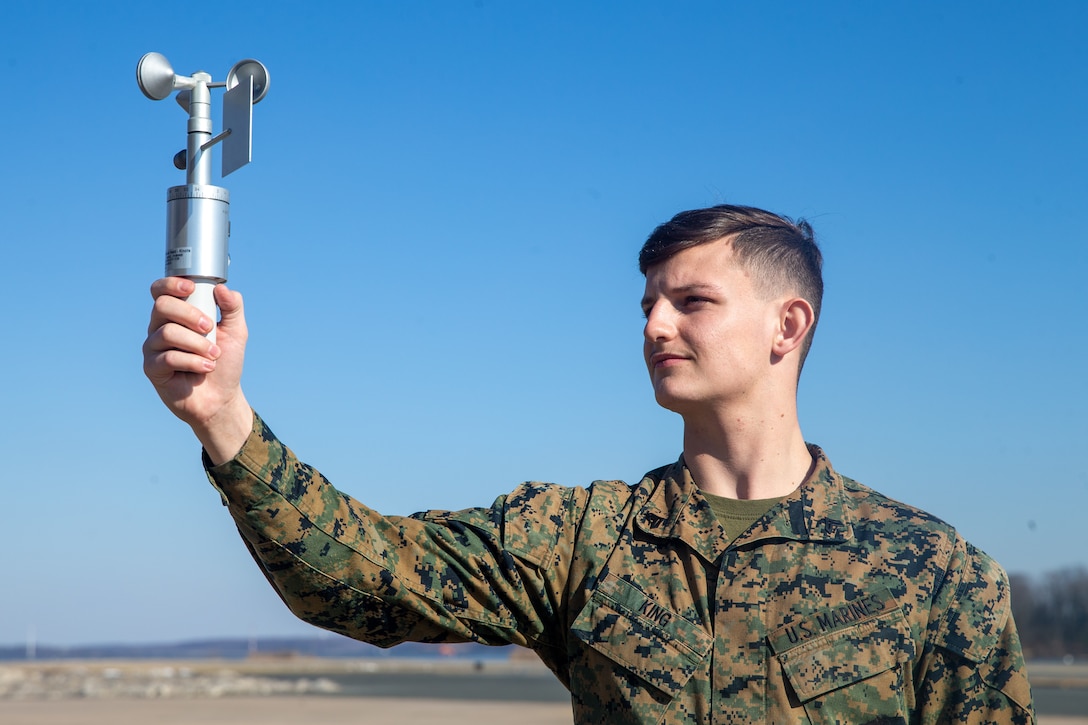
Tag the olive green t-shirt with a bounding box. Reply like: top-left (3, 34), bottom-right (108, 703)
top-left (701, 490), bottom-right (787, 543)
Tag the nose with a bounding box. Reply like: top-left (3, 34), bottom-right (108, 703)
top-left (643, 301), bottom-right (676, 342)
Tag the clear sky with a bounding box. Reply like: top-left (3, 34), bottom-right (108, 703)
top-left (2, 2), bottom-right (1085, 648)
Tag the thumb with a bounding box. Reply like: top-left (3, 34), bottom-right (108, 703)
top-left (213, 284), bottom-right (248, 340)
top-left (214, 284), bottom-right (245, 321)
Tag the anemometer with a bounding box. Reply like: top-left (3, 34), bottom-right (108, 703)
top-left (137, 52), bottom-right (270, 342)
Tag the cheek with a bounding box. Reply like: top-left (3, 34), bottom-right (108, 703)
top-left (698, 323), bottom-right (733, 351)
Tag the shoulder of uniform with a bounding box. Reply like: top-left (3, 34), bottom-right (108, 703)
top-left (587, 476), bottom-right (642, 500)
top-left (931, 539), bottom-right (1013, 663)
top-left (588, 461), bottom-right (676, 513)
top-left (837, 478), bottom-right (1015, 656)
top-left (827, 476), bottom-right (969, 615)
top-left (839, 475), bottom-right (959, 543)
top-left (578, 477), bottom-right (642, 530)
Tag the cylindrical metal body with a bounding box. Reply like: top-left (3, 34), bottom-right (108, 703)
top-left (165, 184), bottom-right (230, 281)
top-left (166, 183), bottom-right (230, 343)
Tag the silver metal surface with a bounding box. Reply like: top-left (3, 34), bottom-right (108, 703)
top-left (136, 52), bottom-right (176, 100)
top-left (222, 77), bottom-right (252, 177)
top-left (165, 185), bottom-right (230, 281)
top-left (226, 59), bottom-right (270, 104)
top-left (185, 72), bottom-right (214, 187)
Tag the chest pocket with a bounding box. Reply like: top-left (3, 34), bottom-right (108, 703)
top-left (571, 573), bottom-right (712, 709)
top-left (769, 602), bottom-right (915, 724)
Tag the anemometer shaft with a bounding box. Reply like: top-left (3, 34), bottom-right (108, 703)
top-left (167, 73), bottom-right (228, 341)
top-left (186, 73), bottom-right (213, 186)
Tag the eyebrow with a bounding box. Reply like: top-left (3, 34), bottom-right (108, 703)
top-left (640, 283), bottom-right (723, 311)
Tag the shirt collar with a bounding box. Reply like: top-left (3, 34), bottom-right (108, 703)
top-left (634, 444), bottom-right (853, 563)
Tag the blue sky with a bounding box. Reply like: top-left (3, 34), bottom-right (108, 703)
top-left (2, 2), bottom-right (1085, 647)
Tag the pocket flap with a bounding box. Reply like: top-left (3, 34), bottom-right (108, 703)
top-left (770, 605), bottom-right (914, 701)
top-left (572, 574), bottom-right (712, 697)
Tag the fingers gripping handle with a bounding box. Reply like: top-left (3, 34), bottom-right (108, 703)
top-left (187, 279), bottom-right (220, 344)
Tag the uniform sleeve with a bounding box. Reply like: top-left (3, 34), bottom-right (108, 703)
top-left (915, 538), bottom-right (1035, 724)
top-left (204, 412), bottom-right (582, 651)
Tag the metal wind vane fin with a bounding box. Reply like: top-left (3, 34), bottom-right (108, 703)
top-left (136, 52), bottom-right (270, 342)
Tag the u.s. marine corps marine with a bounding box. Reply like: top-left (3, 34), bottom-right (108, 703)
top-left (145, 204), bottom-right (1035, 723)
top-left (205, 418), bottom-right (1033, 724)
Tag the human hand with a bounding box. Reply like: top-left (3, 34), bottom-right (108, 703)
top-left (143, 277), bottom-right (253, 464)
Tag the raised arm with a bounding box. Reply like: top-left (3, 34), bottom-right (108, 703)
top-left (142, 276), bottom-right (254, 464)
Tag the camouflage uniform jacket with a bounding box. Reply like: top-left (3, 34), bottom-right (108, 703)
top-left (207, 413), bottom-right (1035, 724)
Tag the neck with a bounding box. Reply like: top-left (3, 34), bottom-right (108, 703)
top-left (681, 398), bottom-right (812, 500)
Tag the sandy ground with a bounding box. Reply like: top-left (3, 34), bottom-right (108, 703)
top-left (0, 698), bottom-right (1083, 724)
top-left (0, 696), bottom-right (572, 724)
top-left (3, 659), bottom-right (1084, 723)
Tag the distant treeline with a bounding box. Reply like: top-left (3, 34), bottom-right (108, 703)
top-left (1010, 566), bottom-right (1088, 659)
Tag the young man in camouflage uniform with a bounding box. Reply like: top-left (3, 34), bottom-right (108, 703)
top-left (144, 204), bottom-right (1035, 723)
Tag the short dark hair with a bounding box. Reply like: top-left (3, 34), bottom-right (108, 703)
top-left (639, 204), bottom-right (824, 370)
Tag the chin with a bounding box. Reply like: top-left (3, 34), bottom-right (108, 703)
top-left (653, 388), bottom-right (693, 415)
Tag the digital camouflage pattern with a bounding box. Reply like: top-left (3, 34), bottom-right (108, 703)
top-left (207, 413), bottom-right (1034, 724)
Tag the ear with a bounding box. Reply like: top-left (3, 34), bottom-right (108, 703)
top-left (772, 297), bottom-right (815, 359)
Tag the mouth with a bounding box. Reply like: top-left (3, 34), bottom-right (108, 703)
top-left (649, 352), bottom-right (687, 369)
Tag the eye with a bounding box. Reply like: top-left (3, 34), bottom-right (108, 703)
top-left (683, 295), bottom-right (711, 308)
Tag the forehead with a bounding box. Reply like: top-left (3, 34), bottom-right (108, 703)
top-left (643, 237), bottom-right (747, 289)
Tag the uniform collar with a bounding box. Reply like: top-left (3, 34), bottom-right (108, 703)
top-left (634, 444), bottom-right (852, 564)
